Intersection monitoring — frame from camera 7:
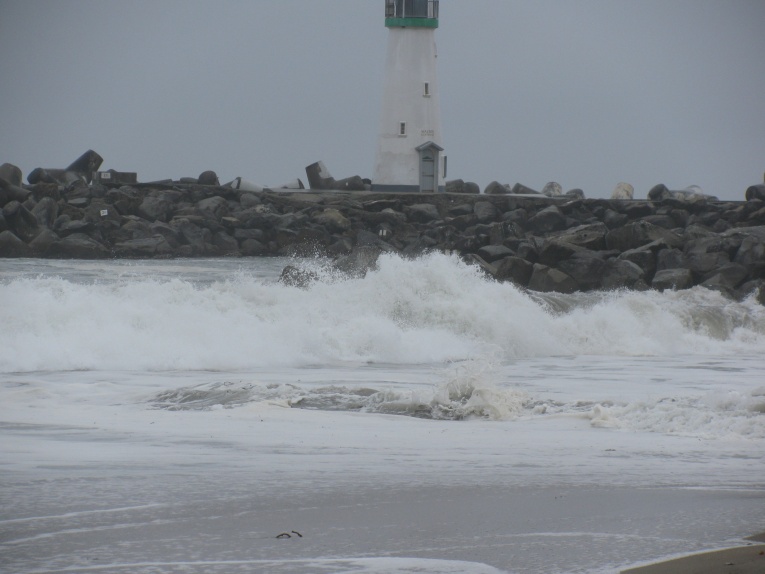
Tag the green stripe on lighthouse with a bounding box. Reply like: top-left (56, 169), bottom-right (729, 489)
top-left (385, 17), bottom-right (438, 28)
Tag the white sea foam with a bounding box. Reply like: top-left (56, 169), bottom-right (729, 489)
top-left (1, 253), bottom-right (763, 373)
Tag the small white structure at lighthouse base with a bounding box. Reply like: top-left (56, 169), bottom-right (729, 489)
top-left (373, 0), bottom-right (444, 193)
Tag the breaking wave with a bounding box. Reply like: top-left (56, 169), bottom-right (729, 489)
top-left (1, 252), bottom-right (763, 372)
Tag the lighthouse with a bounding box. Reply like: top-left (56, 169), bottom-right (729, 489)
top-left (373, 0), bottom-right (444, 193)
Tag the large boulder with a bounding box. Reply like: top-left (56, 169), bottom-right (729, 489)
top-left (47, 233), bottom-right (109, 258)
top-left (527, 205), bottom-right (566, 234)
top-left (0, 176), bottom-right (31, 207)
top-left (3, 200), bottom-right (38, 242)
top-left (484, 181), bottom-right (509, 195)
top-left (473, 201), bottom-right (498, 223)
top-left (0, 230), bottom-right (31, 257)
top-left (477, 244), bottom-right (514, 263)
top-left (196, 196), bottom-right (229, 220)
top-left (605, 220), bottom-right (682, 252)
top-left (31, 197), bottom-right (58, 229)
top-left (651, 268), bottom-right (694, 291)
top-left (405, 203), bottom-right (440, 223)
top-left (555, 252), bottom-right (607, 291)
top-left (745, 184), bottom-right (765, 201)
top-left (493, 256), bottom-right (534, 286)
top-left (138, 195), bottom-right (174, 222)
top-left (0, 163), bottom-right (23, 187)
top-left (601, 259), bottom-right (648, 290)
top-left (114, 236), bottom-right (174, 257)
top-left (611, 182), bottom-right (634, 200)
top-left (333, 246), bottom-right (381, 278)
top-left (550, 222), bottom-right (608, 251)
top-left (701, 263), bottom-right (750, 295)
top-left (198, 170), bottom-right (219, 186)
top-left (528, 264), bottom-right (578, 293)
top-left (313, 208), bottom-right (351, 233)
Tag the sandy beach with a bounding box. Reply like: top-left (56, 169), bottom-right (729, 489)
top-left (621, 533), bottom-right (765, 574)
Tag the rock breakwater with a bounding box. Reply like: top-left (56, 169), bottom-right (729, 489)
top-left (1, 166), bottom-right (764, 302)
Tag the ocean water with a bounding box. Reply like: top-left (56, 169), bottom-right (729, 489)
top-left (1, 254), bottom-right (764, 574)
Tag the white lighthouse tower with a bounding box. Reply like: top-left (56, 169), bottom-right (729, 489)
top-left (373, 0), bottom-right (444, 193)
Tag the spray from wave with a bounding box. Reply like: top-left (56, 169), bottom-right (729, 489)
top-left (1, 252), bottom-right (763, 372)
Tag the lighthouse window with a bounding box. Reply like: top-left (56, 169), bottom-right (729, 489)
top-left (399, 122), bottom-right (407, 136)
top-left (424, 82), bottom-right (430, 96)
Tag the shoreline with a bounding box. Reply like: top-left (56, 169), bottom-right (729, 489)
top-left (621, 533), bottom-right (765, 573)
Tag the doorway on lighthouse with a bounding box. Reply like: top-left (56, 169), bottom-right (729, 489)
top-left (416, 141), bottom-right (443, 193)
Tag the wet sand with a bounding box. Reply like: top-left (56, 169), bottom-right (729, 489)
top-left (621, 533), bottom-right (765, 573)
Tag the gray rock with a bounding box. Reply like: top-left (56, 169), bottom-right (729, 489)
top-left (31, 197), bottom-right (58, 229)
top-left (0, 229), bottom-right (31, 257)
top-left (565, 188), bottom-right (585, 199)
top-left (542, 182), bottom-right (563, 197)
top-left (618, 243), bottom-right (658, 280)
top-left (603, 209), bottom-right (628, 230)
top-left (197, 196), bottom-right (229, 220)
top-left (601, 259), bottom-right (648, 290)
top-left (114, 236), bottom-right (174, 257)
top-left (528, 205), bottom-right (566, 234)
top-left (745, 184), bottom-right (765, 202)
top-left (172, 218), bottom-right (212, 254)
top-left (333, 246), bottom-right (381, 278)
top-left (212, 231), bottom-right (239, 254)
top-left (448, 203), bottom-right (473, 217)
top-left (477, 244), bottom-right (514, 263)
top-left (647, 184), bottom-right (670, 201)
top-left (445, 179), bottom-right (465, 194)
top-left (280, 265), bottom-right (320, 288)
top-left (701, 263), bottom-right (749, 293)
top-left (139, 196), bottom-right (174, 222)
top-left (47, 233), bottom-right (109, 258)
top-left (556, 252), bottom-right (607, 291)
top-left (2, 200), bottom-right (38, 242)
top-left (605, 221), bottom-right (683, 251)
top-left (538, 238), bottom-right (587, 267)
top-left (313, 208), bottom-right (351, 233)
top-left (656, 248), bottom-right (686, 271)
top-left (550, 222), bottom-right (608, 251)
top-left (0, 163), bottom-right (23, 187)
top-left (511, 183), bottom-right (540, 195)
top-left (198, 171), bottom-right (220, 186)
top-left (528, 264), bottom-right (578, 293)
top-left (652, 268), bottom-right (694, 291)
top-left (733, 235), bottom-right (765, 277)
top-left (484, 181), bottom-right (509, 195)
top-left (464, 182), bottom-right (481, 194)
top-left (241, 238), bottom-right (266, 256)
top-left (611, 182), bottom-right (634, 200)
top-left (57, 219), bottom-right (94, 237)
top-left (473, 201), bottom-right (498, 223)
top-left (29, 228), bottom-right (59, 255)
top-left (0, 176), bottom-right (32, 206)
top-left (493, 256), bottom-right (533, 286)
top-left (405, 203), bottom-right (440, 223)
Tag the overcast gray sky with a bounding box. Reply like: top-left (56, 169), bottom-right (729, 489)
top-left (1, 0), bottom-right (763, 200)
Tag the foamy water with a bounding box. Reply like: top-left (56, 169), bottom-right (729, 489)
top-left (1, 255), bottom-right (764, 574)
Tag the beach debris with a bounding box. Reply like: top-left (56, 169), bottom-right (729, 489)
top-left (276, 530), bottom-right (302, 539)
